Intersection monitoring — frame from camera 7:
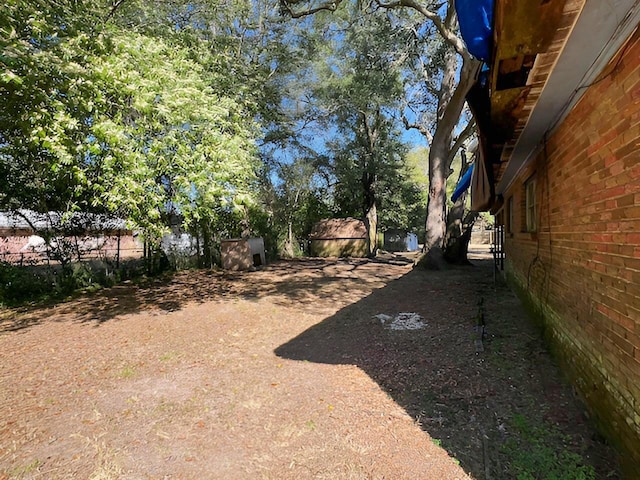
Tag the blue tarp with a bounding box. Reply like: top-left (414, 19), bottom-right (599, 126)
top-left (451, 163), bottom-right (474, 203)
top-left (455, 0), bottom-right (494, 62)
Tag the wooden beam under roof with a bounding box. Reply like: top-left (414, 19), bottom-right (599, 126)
top-left (488, 0), bottom-right (585, 184)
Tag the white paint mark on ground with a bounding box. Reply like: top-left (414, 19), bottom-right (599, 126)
top-left (375, 312), bottom-right (426, 331)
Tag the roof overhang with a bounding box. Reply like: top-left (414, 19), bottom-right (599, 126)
top-left (481, 0), bottom-right (640, 199)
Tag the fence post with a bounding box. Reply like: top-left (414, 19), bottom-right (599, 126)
top-left (116, 230), bottom-right (121, 269)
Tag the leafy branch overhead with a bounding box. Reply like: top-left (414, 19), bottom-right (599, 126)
top-left (280, 0), bottom-right (469, 57)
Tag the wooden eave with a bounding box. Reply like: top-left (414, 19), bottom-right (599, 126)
top-left (488, 0), bottom-right (585, 187)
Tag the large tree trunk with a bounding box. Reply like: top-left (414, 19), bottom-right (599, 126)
top-left (422, 47), bottom-right (459, 263)
top-left (362, 170), bottom-right (378, 258)
top-left (201, 220), bottom-right (212, 268)
top-left (444, 148), bottom-right (475, 264)
top-left (418, 54), bottom-right (481, 268)
top-left (444, 209), bottom-right (477, 264)
top-left (424, 134), bottom-right (449, 251)
top-left (358, 110), bottom-right (380, 259)
top-left (444, 185), bottom-right (478, 264)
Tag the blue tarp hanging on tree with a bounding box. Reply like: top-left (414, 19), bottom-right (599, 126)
top-left (451, 163), bottom-right (474, 203)
top-left (454, 0), bottom-right (494, 62)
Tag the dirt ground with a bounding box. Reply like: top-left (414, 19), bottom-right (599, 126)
top-left (0, 251), bottom-right (621, 479)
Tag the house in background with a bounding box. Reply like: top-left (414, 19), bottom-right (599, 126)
top-left (466, 0), bottom-right (640, 474)
top-left (0, 210), bottom-right (142, 265)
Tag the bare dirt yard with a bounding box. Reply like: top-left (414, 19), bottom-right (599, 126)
top-left (0, 252), bottom-right (621, 479)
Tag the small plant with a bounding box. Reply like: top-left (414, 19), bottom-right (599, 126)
top-left (7, 459), bottom-right (41, 477)
top-left (159, 351), bottom-right (177, 361)
top-left (0, 262), bottom-right (56, 305)
top-left (0, 258), bottom-right (145, 307)
top-left (119, 366), bottom-right (136, 378)
top-left (502, 414), bottom-right (596, 480)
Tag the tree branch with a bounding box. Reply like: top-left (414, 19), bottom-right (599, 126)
top-left (12, 209), bottom-right (39, 235)
top-left (447, 119), bottom-right (476, 167)
top-left (281, 0), bottom-right (468, 58)
top-left (359, 110), bottom-right (379, 153)
top-left (374, 0), bottom-right (468, 56)
top-left (280, 0), bottom-right (344, 18)
top-left (444, 0), bottom-right (456, 31)
top-left (104, 0), bottom-right (129, 23)
top-left (401, 112), bottom-right (433, 144)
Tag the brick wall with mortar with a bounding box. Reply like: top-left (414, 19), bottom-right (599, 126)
top-left (501, 28), bottom-right (640, 475)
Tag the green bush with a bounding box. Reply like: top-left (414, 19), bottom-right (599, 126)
top-left (0, 263), bottom-right (56, 305)
top-left (0, 259), bottom-right (146, 306)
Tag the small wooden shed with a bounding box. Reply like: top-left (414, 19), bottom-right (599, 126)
top-left (220, 237), bottom-right (266, 271)
top-left (309, 218), bottom-right (368, 258)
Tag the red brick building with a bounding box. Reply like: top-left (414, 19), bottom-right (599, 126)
top-left (0, 210), bottom-right (142, 265)
top-left (471, 0), bottom-right (640, 474)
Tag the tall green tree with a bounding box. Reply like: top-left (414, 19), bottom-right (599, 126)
top-left (115, 0), bottom-right (324, 257)
top-left (281, 0), bottom-right (482, 264)
top-left (310, 14), bottom-right (413, 256)
top-left (107, 0), bottom-right (293, 138)
top-left (383, 147), bottom-right (429, 236)
top-left (92, 31), bottom-right (259, 244)
top-left (268, 156), bottom-right (331, 256)
top-left (0, 1), bottom-right (109, 215)
top-left (1, 0), bottom-right (261, 263)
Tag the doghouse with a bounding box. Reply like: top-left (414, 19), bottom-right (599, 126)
top-left (220, 237), bottom-right (266, 271)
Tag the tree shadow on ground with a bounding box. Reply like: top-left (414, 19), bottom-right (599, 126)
top-left (0, 254), bottom-right (414, 332)
top-left (0, 252), bottom-right (621, 478)
top-left (274, 259), bottom-right (621, 480)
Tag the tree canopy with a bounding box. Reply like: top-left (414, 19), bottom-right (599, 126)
top-left (1, 0), bottom-right (480, 264)
top-left (1, 1), bottom-right (261, 245)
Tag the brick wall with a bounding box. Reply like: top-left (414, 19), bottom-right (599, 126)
top-left (0, 233), bottom-right (143, 265)
top-left (501, 28), bottom-right (640, 475)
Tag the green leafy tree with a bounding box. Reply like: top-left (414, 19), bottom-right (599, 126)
top-left (113, 0), bottom-right (324, 261)
top-left (92, 31), bottom-right (259, 246)
top-left (281, 0), bottom-right (482, 265)
top-left (1, 1), bottom-right (261, 269)
top-left (310, 14), bottom-right (413, 256)
top-left (0, 1), bottom-right (124, 276)
top-left (0, 1), bottom-right (110, 215)
top-left (269, 157), bottom-right (331, 257)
